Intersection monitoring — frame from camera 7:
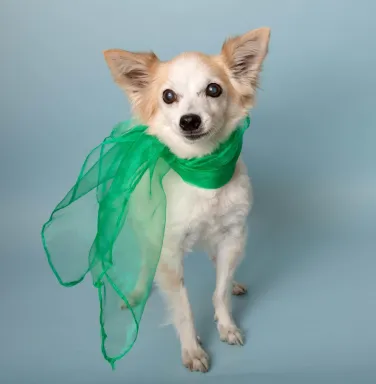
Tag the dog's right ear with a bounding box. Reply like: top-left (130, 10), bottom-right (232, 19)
top-left (220, 27), bottom-right (270, 106)
top-left (103, 49), bottom-right (159, 103)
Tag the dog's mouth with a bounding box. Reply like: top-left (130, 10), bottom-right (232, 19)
top-left (183, 130), bottom-right (211, 141)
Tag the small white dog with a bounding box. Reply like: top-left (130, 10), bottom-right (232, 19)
top-left (103, 27), bottom-right (270, 372)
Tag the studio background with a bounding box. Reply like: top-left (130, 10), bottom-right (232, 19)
top-left (1, 1), bottom-right (375, 383)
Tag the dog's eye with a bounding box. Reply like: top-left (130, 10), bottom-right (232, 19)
top-left (206, 83), bottom-right (222, 98)
top-left (162, 89), bottom-right (177, 104)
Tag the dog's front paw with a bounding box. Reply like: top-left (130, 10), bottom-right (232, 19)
top-left (182, 345), bottom-right (210, 372)
top-left (218, 324), bottom-right (244, 345)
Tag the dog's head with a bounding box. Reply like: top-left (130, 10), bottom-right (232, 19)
top-left (104, 28), bottom-right (270, 158)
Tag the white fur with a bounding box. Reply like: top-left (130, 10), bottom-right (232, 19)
top-left (105, 27), bottom-right (270, 372)
top-left (148, 56), bottom-right (251, 372)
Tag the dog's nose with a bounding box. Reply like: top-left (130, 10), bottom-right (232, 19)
top-left (179, 114), bottom-right (202, 132)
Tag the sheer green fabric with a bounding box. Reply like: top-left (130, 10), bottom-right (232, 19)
top-left (41, 115), bottom-right (250, 367)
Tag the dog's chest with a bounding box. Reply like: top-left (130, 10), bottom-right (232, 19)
top-left (163, 161), bottom-right (252, 248)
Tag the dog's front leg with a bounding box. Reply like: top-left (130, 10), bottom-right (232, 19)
top-left (213, 224), bottom-right (246, 345)
top-left (156, 251), bottom-right (209, 372)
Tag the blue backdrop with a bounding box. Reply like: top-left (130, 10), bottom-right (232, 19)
top-left (1, 1), bottom-right (375, 383)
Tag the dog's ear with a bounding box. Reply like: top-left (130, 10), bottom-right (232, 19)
top-left (103, 49), bottom-right (159, 103)
top-left (221, 27), bottom-right (270, 93)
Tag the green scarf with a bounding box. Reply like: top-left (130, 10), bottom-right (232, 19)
top-left (41, 115), bottom-right (250, 368)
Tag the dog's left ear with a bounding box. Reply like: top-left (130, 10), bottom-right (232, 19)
top-left (221, 27), bottom-right (271, 94)
top-left (103, 49), bottom-right (159, 105)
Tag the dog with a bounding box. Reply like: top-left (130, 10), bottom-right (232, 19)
top-left (103, 27), bottom-right (270, 372)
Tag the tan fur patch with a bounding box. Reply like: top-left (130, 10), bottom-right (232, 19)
top-left (103, 49), bottom-right (161, 122)
top-left (219, 27), bottom-right (271, 109)
top-left (136, 61), bottom-right (168, 123)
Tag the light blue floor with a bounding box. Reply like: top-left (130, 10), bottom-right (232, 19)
top-left (2, 178), bottom-right (376, 383)
top-left (1, 1), bottom-right (376, 383)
